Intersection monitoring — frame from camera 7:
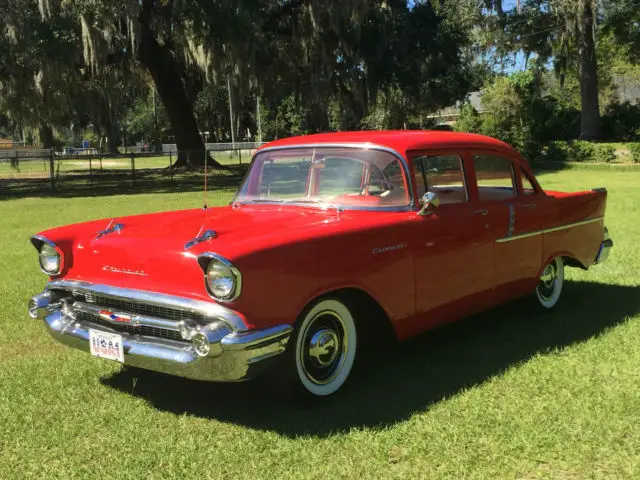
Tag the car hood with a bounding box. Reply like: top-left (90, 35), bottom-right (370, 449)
top-left (59, 205), bottom-right (341, 297)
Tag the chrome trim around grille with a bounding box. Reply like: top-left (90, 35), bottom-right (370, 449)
top-left (73, 301), bottom-right (182, 331)
top-left (44, 280), bottom-right (248, 332)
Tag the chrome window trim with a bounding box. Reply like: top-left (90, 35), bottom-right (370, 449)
top-left (30, 235), bottom-right (63, 275)
top-left (197, 252), bottom-right (243, 302)
top-left (496, 216), bottom-right (604, 243)
top-left (234, 143), bottom-right (416, 212)
top-left (44, 279), bottom-right (248, 332)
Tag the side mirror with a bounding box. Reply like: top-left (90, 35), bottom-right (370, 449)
top-left (418, 192), bottom-right (440, 216)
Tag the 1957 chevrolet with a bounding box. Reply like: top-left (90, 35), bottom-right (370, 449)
top-left (28, 131), bottom-right (613, 397)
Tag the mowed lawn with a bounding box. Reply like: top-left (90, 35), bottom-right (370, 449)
top-left (1, 167), bottom-right (639, 479)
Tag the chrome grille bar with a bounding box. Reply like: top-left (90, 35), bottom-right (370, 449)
top-left (45, 279), bottom-right (247, 332)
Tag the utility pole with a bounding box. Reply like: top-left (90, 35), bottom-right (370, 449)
top-left (256, 95), bottom-right (262, 144)
top-left (227, 77), bottom-right (235, 147)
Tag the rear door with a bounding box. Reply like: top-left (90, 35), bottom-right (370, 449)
top-left (472, 154), bottom-right (543, 303)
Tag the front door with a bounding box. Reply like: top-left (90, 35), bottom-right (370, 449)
top-left (410, 152), bottom-right (496, 333)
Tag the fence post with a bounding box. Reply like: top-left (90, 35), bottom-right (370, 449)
top-left (239, 148), bottom-right (242, 164)
top-left (89, 156), bottom-right (93, 186)
top-left (49, 149), bottom-right (55, 191)
top-left (99, 153), bottom-right (103, 170)
top-left (169, 151), bottom-right (173, 184)
top-left (131, 151), bottom-right (136, 189)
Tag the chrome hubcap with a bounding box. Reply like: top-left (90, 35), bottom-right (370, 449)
top-left (538, 262), bottom-right (558, 300)
top-left (300, 311), bottom-right (347, 385)
top-left (308, 329), bottom-right (339, 368)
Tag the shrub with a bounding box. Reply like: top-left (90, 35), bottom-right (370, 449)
top-left (567, 140), bottom-right (596, 162)
top-left (592, 144), bottom-right (617, 163)
top-left (630, 143), bottom-right (640, 163)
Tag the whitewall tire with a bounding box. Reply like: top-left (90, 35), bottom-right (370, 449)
top-left (535, 257), bottom-right (564, 309)
top-left (292, 298), bottom-right (357, 397)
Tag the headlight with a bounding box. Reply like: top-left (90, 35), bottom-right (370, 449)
top-left (202, 255), bottom-right (241, 301)
top-left (39, 243), bottom-right (61, 274)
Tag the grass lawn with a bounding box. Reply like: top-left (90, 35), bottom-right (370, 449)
top-left (1, 167), bottom-right (639, 479)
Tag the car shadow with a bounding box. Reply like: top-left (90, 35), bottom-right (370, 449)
top-left (101, 280), bottom-right (640, 437)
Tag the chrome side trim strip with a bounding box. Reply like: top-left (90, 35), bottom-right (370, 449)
top-left (496, 230), bottom-right (543, 243)
top-left (44, 280), bottom-right (248, 332)
top-left (496, 216), bottom-right (604, 243)
top-left (542, 216), bottom-right (603, 234)
top-left (240, 142), bottom-right (416, 210)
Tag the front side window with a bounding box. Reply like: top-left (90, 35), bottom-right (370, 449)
top-left (474, 155), bottom-right (515, 201)
top-left (236, 147), bottom-right (410, 208)
top-left (412, 154), bottom-right (467, 204)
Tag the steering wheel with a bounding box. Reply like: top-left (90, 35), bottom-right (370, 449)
top-left (361, 178), bottom-right (395, 196)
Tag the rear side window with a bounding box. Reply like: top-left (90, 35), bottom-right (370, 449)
top-left (520, 168), bottom-right (537, 195)
top-left (474, 155), bottom-right (515, 201)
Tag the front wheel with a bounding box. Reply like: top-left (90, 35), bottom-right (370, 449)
top-left (535, 257), bottom-right (564, 309)
top-left (290, 298), bottom-right (357, 397)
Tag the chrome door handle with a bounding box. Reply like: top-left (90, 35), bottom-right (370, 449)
top-left (523, 203), bottom-right (537, 209)
top-left (473, 209), bottom-right (488, 216)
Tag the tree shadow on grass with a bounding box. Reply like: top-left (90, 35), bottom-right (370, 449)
top-left (101, 280), bottom-right (640, 437)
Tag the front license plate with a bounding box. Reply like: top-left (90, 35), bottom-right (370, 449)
top-left (89, 329), bottom-right (124, 363)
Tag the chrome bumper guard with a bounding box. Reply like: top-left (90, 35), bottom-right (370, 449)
top-left (594, 227), bottom-right (614, 265)
top-left (28, 283), bottom-right (292, 382)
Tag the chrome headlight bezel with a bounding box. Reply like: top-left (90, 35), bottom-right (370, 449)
top-left (198, 253), bottom-right (242, 302)
top-left (31, 235), bottom-right (63, 275)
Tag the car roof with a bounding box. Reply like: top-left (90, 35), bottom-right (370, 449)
top-left (259, 130), bottom-right (522, 159)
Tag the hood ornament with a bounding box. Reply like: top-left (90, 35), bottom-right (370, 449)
top-left (184, 227), bottom-right (217, 250)
top-left (96, 220), bottom-right (124, 239)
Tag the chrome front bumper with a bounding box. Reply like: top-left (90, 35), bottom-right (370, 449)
top-left (29, 286), bottom-right (292, 382)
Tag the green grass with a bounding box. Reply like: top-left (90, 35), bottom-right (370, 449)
top-left (1, 168), bottom-right (639, 479)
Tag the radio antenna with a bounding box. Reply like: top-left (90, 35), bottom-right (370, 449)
top-left (203, 149), bottom-right (208, 210)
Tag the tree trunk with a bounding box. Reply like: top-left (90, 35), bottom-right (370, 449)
top-left (578, 2), bottom-right (601, 140)
top-left (39, 122), bottom-right (54, 149)
top-left (137, 1), bottom-right (223, 168)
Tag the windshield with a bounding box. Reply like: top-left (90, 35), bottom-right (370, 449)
top-left (234, 147), bottom-right (410, 208)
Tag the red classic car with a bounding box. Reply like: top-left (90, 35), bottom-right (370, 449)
top-left (28, 131), bottom-right (613, 397)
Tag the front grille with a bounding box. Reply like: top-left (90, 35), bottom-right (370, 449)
top-left (71, 291), bottom-right (208, 324)
top-left (76, 311), bottom-right (183, 341)
top-left (50, 288), bottom-right (200, 342)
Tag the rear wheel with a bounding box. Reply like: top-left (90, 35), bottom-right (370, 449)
top-left (535, 257), bottom-right (564, 309)
top-left (290, 298), bottom-right (357, 397)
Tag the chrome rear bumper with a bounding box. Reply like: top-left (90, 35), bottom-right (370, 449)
top-left (594, 227), bottom-right (614, 265)
top-left (29, 286), bottom-right (292, 382)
